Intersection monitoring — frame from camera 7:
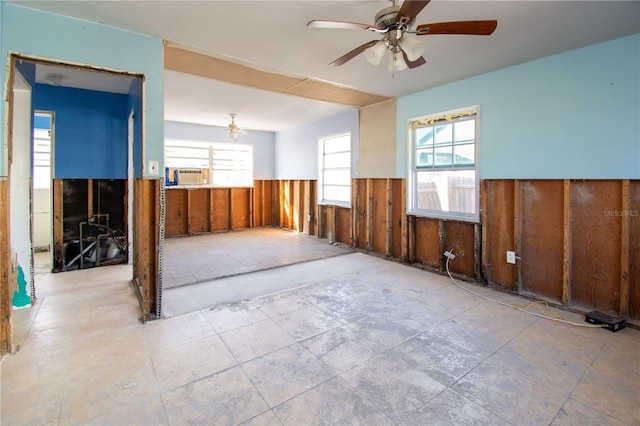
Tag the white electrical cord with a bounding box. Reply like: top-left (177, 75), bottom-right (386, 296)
top-left (444, 251), bottom-right (606, 328)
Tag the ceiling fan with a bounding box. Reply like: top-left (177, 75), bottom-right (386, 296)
top-left (227, 113), bottom-right (248, 141)
top-left (307, 0), bottom-right (497, 72)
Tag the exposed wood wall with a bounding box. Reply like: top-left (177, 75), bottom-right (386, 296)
top-left (161, 177), bottom-right (638, 322)
top-left (164, 182), bottom-right (276, 237)
top-left (0, 179), bottom-right (13, 353)
top-left (133, 179), bottom-right (160, 322)
top-left (483, 179), bottom-right (639, 321)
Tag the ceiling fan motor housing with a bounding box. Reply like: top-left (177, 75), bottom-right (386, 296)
top-left (374, 5), bottom-right (401, 29)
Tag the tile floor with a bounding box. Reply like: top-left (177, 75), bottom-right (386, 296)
top-left (163, 228), bottom-right (351, 289)
top-left (2, 230), bottom-right (639, 425)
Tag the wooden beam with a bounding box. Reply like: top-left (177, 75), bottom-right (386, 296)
top-left (620, 180), bottom-right (630, 318)
top-left (386, 179), bottom-right (393, 257)
top-left (228, 188), bottom-right (234, 230)
top-left (514, 179), bottom-right (522, 291)
top-left (297, 180), bottom-right (304, 233)
top-left (53, 179), bottom-right (64, 271)
top-left (367, 179), bottom-right (373, 251)
top-left (260, 181), bottom-right (266, 227)
top-left (474, 223), bottom-right (482, 280)
top-left (186, 189), bottom-right (192, 235)
top-left (562, 179), bottom-right (572, 306)
top-left (438, 219), bottom-right (446, 272)
top-left (352, 179), bottom-right (359, 248)
top-left (289, 180), bottom-right (294, 231)
top-left (87, 178), bottom-right (94, 219)
top-left (209, 188), bottom-right (214, 232)
top-left (481, 180), bottom-right (490, 282)
top-left (164, 44), bottom-right (391, 108)
top-left (0, 179), bottom-right (12, 353)
top-left (333, 206), bottom-right (339, 242)
top-left (401, 179), bottom-right (409, 262)
top-left (408, 215), bottom-right (416, 263)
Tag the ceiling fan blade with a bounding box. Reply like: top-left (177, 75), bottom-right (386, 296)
top-left (307, 20), bottom-right (381, 32)
top-left (330, 40), bottom-right (378, 66)
top-left (402, 52), bottom-right (426, 69)
top-left (395, 1), bottom-right (431, 25)
top-left (416, 20), bottom-right (498, 36)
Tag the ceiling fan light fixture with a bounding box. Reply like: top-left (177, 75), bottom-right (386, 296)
top-left (401, 36), bottom-right (425, 62)
top-left (388, 52), bottom-right (408, 72)
top-left (364, 40), bottom-right (387, 66)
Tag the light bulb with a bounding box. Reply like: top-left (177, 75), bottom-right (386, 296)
top-left (388, 52), bottom-right (408, 72)
top-left (400, 36), bottom-right (425, 62)
top-left (364, 40), bottom-right (387, 66)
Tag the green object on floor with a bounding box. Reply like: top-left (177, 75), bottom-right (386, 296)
top-left (12, 264), bottom-right (30, 307)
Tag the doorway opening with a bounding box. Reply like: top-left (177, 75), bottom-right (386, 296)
top-left (5, 55), bottom-right (146, 351)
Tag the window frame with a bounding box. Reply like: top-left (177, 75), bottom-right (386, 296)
top-left (164, 139), bottom-right (253, 188)
top-left (406, 105), bottom-right (480, 223)
top-left (318, 132), bottom-right (352, 208)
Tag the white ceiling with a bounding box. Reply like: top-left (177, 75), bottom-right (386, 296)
top-left (14, 0), bottom-right (640, 132)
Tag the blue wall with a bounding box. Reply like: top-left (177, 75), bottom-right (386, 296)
top-left (398, 34), bottom-right (640, 179)
top-left (275, 110), bottom-right (359, 180)
top-left (128, 78), bottom-right (143, 178)
top-left (0, 3), bottom-right (164, 177)
top-left (34, 84), bottom-right (129, 179)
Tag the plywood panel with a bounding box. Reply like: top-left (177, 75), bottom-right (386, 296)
top-left (391, 179), bottom-right (404, 259)
top-left (483, 180), bottom-right (515, 288)
top-left (570, 180), bottom-right (621, 313)
top-left (188, 189), bottom-right (210, 234)
top-left (371, 179), bottom-right (388, 254)
top-left (445, 221), bottom-right (475, 277)
top-left (165, 189), bottom-right (188, 237)
top-left (337, 207), bottom-right (351, 245)
top-left (520, 180), bottom-right (564, 301)
top-left (232, 188), bottom-right (251, 229)
top-left (212, 188), bottom-right (230, 231)
top-left (414, 217), bottom-right (440, 269)
top-left (626, 180), bottom-right (640, 320)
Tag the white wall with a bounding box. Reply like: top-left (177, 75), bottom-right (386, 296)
top-left (275, 110), bottom-right (359, 179)
top-left (164, 120), bottom-right (275, 180)
top-left (9, 72), bottom-right (32, 308)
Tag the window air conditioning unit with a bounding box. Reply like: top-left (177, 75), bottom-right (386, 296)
top-left (176, 169), bottom-right (204, 185)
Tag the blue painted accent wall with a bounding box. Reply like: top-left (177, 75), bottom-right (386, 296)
top-left (0, 3), bottom-right (164, 177)
top-left (34, 84), bottom-right (129, 179)
top-left (128, 78), bottom-right (143, 178)
top-left (397, 34), bottom-right (640, 179)
top-left (275, 110), bottom-right (359, 180)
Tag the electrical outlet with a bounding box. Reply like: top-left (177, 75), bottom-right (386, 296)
top-left (148, 160), bottom-right (159, 176)
top-left (506, 251), bottom-right (516, 264)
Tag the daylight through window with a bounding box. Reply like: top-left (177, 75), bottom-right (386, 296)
top-left (408, 107), bottom-right (478, 222)
top-left (319, 133), bottom-right (351, 206)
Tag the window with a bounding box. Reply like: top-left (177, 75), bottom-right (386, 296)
top-left (318, 133), bottom-right (351, 206)
top-left (165, 140), bottom-right (253, 187)
top-left (33, 128), bottom-right (51, 189)
top-left (408, 106), bottom-right (479, 222)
